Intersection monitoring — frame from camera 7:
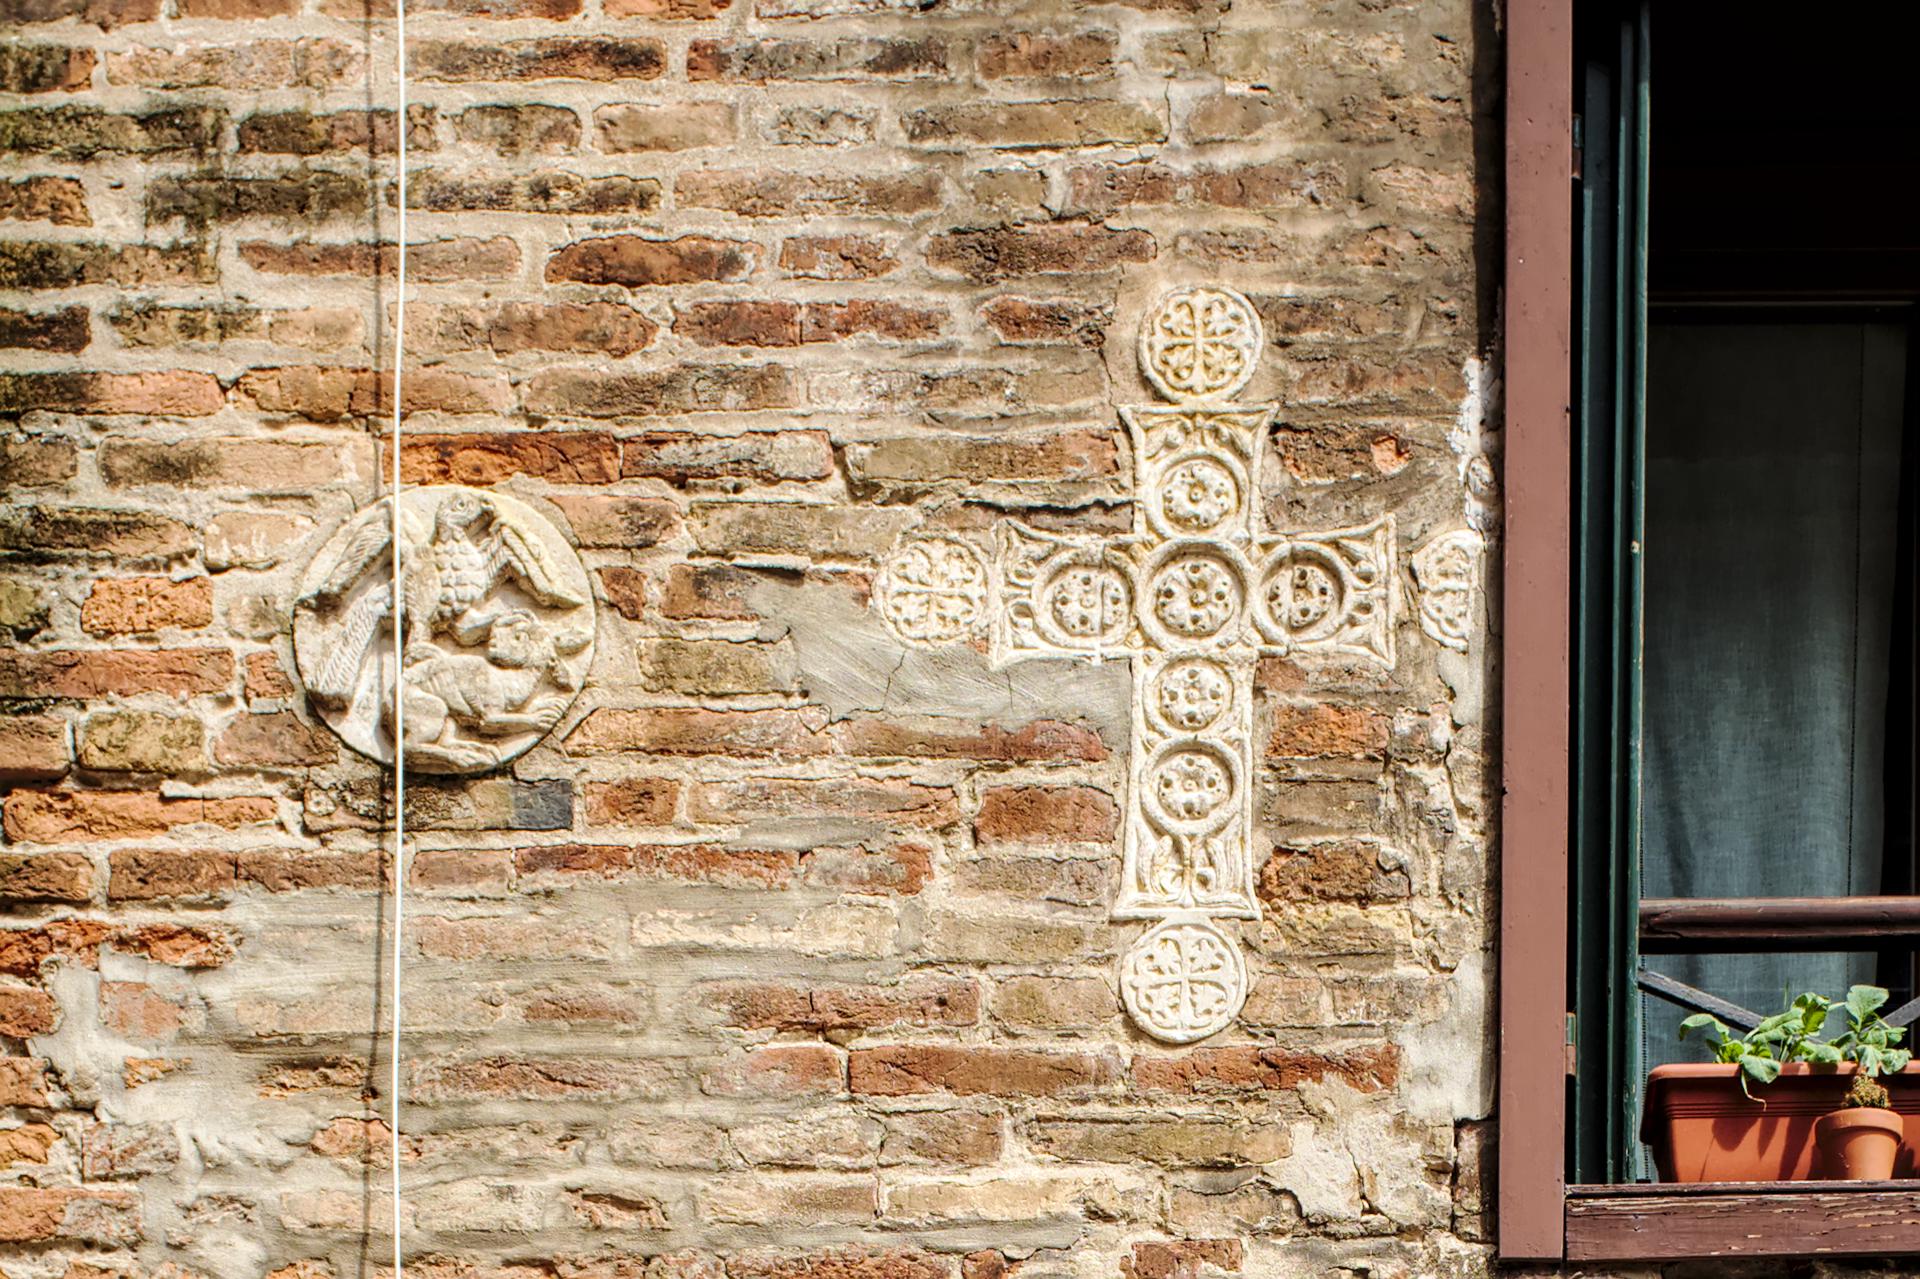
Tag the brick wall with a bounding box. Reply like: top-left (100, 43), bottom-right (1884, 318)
top-left (0, 0), bottom-right (1542, 1274)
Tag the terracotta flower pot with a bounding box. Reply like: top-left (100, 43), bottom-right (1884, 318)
top-left (1815, 1106), bottom-right (1904, 1179)
top-left (1642, 1062), bottom-right (1920, 1182)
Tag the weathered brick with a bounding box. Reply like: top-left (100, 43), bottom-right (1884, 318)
top-left (107, 849), bottom-right (236, 901)
top-left (0, 649), bottom-right (231, 699)
top-left (687, 502), bottom-right (913, 558)
top-left (1130, 1044), bottom-right (1400, 1094)
top-left (927, 224), bottom-right (1155, 282)
top-left (0, 987), bottom-right (57, 1036)
top-left (0, 46), bottom-right (96, 94)
top-left (977, 32), bottom-right (1116, 79)
top-left (102, 436), bottom-right (368, 489)
top-left (146, 170), bottom-right (368, 225)
top-left (0, 178), bottom-right (89, 227)
top-left (0, 106), bottom-right (223, 157)
top-left (77, 711), bottom-right (204, 773)
top-left (414, 39), bottom-right (666, 83)
top-left (235, 368), bottom-right (507, 421)
top-left (236, 106), bottom-right (432, 154)
top-left (405, 170), bottom-right (660, 215)
top-left (778, 235), bottom-right (897, 280)
top-left (81, 576), bottom-right (214, 636)
top-left (413, 1054), bottom-right (674, 1101)
top-left (452, 104), bottom-right (579, 153)
top-left (990, 975), bottom-right (1117, 1029)
top-left (1066, 160), bottom-right (1346, 214)
top-left (0, 437), bottom-right (76, 486)
top-left (1267, 703), bottom-right (1391, 759)
top-left (0, 371), bottom-right (223, 417)
top-left (107, 40), bottom-right (363, 90)
top-left (407, 301), bottom-right (655, 357)
top-left (393, 432), bottom-right (619, 485)
top-left (547, 234), bottom-right (756, 287)
top-left (621, 430), bottom-right (830, 483)
top-left (0, 1059), bottom-right (49, 1106)
top-left (0, 305), bottom-right (89, 351)
top-left (547, 495), bottom-right (680, 548)
top-left (240, 237), bottom-right (520, 281)
top-left (708, 978), bottom-right (979, 1032)
top-left (688, 37), bottom-right (947, 81)
top-left (581, 778), bottom-right (679, 827)
top-left (0, 507), bottom-right (195, 561)
top-left (690, 777), bottom-right (956, 828)
top-left (980, 296), bottom-right (1111, 348)
top-left (594, 102), bottom-right (736, 152)
top-left (729, 1250), bottom-right (948, 1279)
top-left (0, 1187), bottom-right (141, 1244)
top-left (845, 431), bottom-right (1120, 495)
top-left (1027, 1117), bottom-right (1286, 1167)
top-left (0, 719), bottom-right (69, 784)
top-left (906, 101), bottom-right (1164, 149)
top-left (767, 106), bottom-right (874, 146)
top-left (850, 1046), bottom-right (1118, 1097)
top-left (701, 1045), bottom-right (841, 1097)
top-left (974, 785), bottom-right (1117, 844)
top-left (832, 715), bottom-right (1109, 762)
top-left (0, 241), bottom-right (212, 290)
top-left (0, 1123), bottom-right (57, 1165)
top-left (677, 170), bottom-right (940, 217)
top-left (1259, 841), bottom-right (1410, 905)
top-left (566, 707), bottom-right (829, 758)
top-left (676, 300), bottom-right (945, 347)
top-left (524, 366), bottom-right (797, 417)
top-left (1124, 1240), bottom-right (1244, 1279)
top-left (214, 712), bottom-right (335, 767)
top-left (3, 790), bottom-right (271, 844)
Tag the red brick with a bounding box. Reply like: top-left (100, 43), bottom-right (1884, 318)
top-left (524, 365), bottom-right (797, 417)
top-left (0, 178), bottom-right (89, 228)
top-left (0, 718), bottom-right (69, 783)
top-left (1258, 842), bottom-right (1409, 905)
top-left (701, 1045), bottom-right (841, 1097)
top-left (235, 366), bottom-right (507, 420)
top-left (927, 223), bottom-right (1155, 282)
top-left (80, 576), bottom-right (212, 636)
top-left (977, 32), bottom-right (1115, 78)
top-left (413, 38), bottom-right (666, 82)
top-left (1067, 160), bottom-right (1345, 214)
top-left (676, 300), bottom-right (945, 347)
top-left (237, 849), bottom-right (378, 893)
top-left (0, 1187), bottom-right (140, 1244)
top-left (0, 1123), bottom-right (57, 1165)
top-left (3, 790), bottom-right (272, 845)
top-left (1267, 703), bottom-right (1391, 759)
top-left (974, 785), bottom-right (1117, 844)
top-left (0, 1059), bottom-right (49, 1107)
top-left (107, 849), bottom-right (237, 901)
top-left (240, 237), bottom-right (520, 280)
top-left (687, 37), bottom-right (947, 82)
top-left (0, 649), bottom-right (232, 699)
top-left (851, 1046), bottom-right (1117, 1097)
top-left (393, 431), bottom-right (619, 485)
top-left (730, 1251), bottom-right (947, 1279)
top-left (1129, 1044), bottom-right (1400, 1094)
top-left (708, 978), bottom-right (979, 1032)
top-left (1122, 1241), bottom-right (1243, 1279)
top-left (581, 779), bottom-right (679, 829)
top-left (677, 170), bottom-right (939, 217)
top-left (0, 371), bottom-right (221, 416)
top-left (0, 304), bottom-right (89, 351)
top-left (407, 301), bottom-right (655, 357)
top-left (546, 234), bottom-right (755, 286)
top-left (980, 296), bottom-right (1110, 348)
top-left (778, 235), bottom-right (898, 280)
top-left (0, 853), bottom-right (93, 903)
top-left (214, 711), bottom-right (335, 767)
top-left (0, 987), bottom-right (57, 1036)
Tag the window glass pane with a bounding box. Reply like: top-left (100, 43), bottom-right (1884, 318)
top-left (1640, 321), bottom-right (1907, 1072)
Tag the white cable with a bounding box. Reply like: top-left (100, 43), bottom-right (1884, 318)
top-left (388, 0), bottom-right (409, 1273)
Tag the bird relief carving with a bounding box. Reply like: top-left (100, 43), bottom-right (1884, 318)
top-left (293, 486), bottom-right (596, 774)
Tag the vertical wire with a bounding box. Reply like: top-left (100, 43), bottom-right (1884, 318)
top-left (388, 0), bottom-right (409, 1270)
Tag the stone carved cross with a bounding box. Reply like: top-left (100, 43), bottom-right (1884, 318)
top-left (874, 286), bottom-right (1396, 1043)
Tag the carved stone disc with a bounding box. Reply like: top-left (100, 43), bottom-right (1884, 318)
top-left (1138, 286), bottom-right (1265, 404)
top-left (292, 486), bottom-right (596, 775)
top-left (1120, 916), bottom-right (1248, 1044)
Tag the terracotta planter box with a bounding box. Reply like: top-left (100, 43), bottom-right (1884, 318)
top-left (1643, 1062), bottom-right (1920, 1182)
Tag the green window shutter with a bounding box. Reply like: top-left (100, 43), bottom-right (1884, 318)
top-left (1570, 0), bottom-right (1650, 1187)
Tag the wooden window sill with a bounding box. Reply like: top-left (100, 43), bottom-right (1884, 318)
top-left (1566, 1182), bottom-right (1920, 1261)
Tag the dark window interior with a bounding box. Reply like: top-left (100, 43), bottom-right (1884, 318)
top-left (1634, 9), bottom-right (1920, 1171)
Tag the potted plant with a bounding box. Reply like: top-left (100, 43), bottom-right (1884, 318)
top-left (1813, 985), bottom-right (1913, 1179)
top-left (1642, 986), bottom-right (1920, 1182)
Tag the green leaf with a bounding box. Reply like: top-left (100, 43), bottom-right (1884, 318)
top-left (1848, 985), bottom-right (1890, 1022)
top-left (1804, 1043), bottom-right (1844, 1065)
top-left (1742, 1055), bottom-right (1782, 1085)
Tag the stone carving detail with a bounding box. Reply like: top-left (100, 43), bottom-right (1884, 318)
top-left (293, 485), bottom-right (595, 774)
top-left (1120, 917), bottom-right (1249, 1044)
top-left (1138, 285), bottom-right (1265, 403)
top-left (1411, 528), bottom-right (1482, 652)
top-left (875, 537), bottom-right (989, 647)
top-left (869, 285), bottom-right (1401, 1042)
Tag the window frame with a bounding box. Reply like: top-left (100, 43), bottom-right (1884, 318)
top-left (1496, 0), bottom-right (1920, 1261)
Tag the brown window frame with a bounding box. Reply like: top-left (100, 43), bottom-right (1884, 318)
top-left (1496, 1), bottom-right (1920, 1261)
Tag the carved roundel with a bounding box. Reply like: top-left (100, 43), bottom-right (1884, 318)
top-left (1259, 547), bottom-right (1347, 646)
top-left (1157, 455), bottom-right (1241, 535)
top-left (1147, 551), bottom-right (1244, 644)
top-left (1152, 658), bottom-right (1234, 733)
top-left (1145, 739), bottom-right (1239, 837)
top-left (1035, 553), bottom-right (1134, 650)
top-left (876, 537), bottom-right (989, 647)
top-left (292, 486), bottom-right (596, 775)
top-left (1121, 917), bottom-right (1249, 1044)
top-left (1139, 286), bottom-right (1265, 404)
